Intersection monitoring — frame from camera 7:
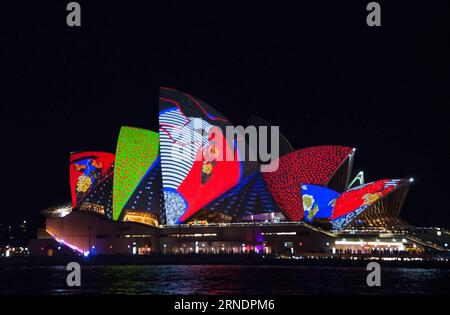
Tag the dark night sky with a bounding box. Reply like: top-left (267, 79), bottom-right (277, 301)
top-left (1, 1), bottom-right (449, 228)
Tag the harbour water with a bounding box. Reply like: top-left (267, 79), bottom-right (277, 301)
top-left (1, 265), bottom-right (449, 294)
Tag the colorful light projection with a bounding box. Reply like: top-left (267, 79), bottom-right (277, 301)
top-left (69, 152), bottom-right (115, 209)
top-left (64, 87), bottom-right (410, 229)
top-left (122, 158), bottom-right (163, 223)
top-left (331, 179), bottom-right (403, 230)
top-left (202, 171), bottom-right (280, 220)
top-left (159, 87), bottom-right (244, 224)
top-left (113, 127), bottom-right (159, 220)
top-left (263, 146), bottom-right (353, 221)
top-left (301, 184), bottom-right (339, 222)
top-left (82, 172), bottom-right (114, 219)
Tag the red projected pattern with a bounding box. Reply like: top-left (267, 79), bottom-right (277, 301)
top-left (331, 179), bottom-right (402, 220)
top-left (177, 129), bottom-right (241, 222)
top-left (159, 88), bottom-right (242, 224)
top-left (263, 146), bottom-right (353, 221)
top-left (69, 152), bottom-right (115, 208)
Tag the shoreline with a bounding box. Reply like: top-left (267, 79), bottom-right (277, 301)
top-left (1, 254), bottom-right (449, 269)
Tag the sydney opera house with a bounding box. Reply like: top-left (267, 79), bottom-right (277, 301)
top-left (30, 88), bottom-right (449, 257)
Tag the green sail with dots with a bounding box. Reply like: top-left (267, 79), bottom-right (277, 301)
top-left (113, 126), bottom-right (159, 220)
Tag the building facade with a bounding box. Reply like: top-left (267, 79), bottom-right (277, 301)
top-left (30, 88), bottom-right (447, 257)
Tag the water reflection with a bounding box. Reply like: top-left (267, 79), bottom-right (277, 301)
top-left (0, 265), bottom-right (448, 295)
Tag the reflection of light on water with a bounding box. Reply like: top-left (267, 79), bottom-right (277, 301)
top-left (1, 265), bottom-right (449, 295)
